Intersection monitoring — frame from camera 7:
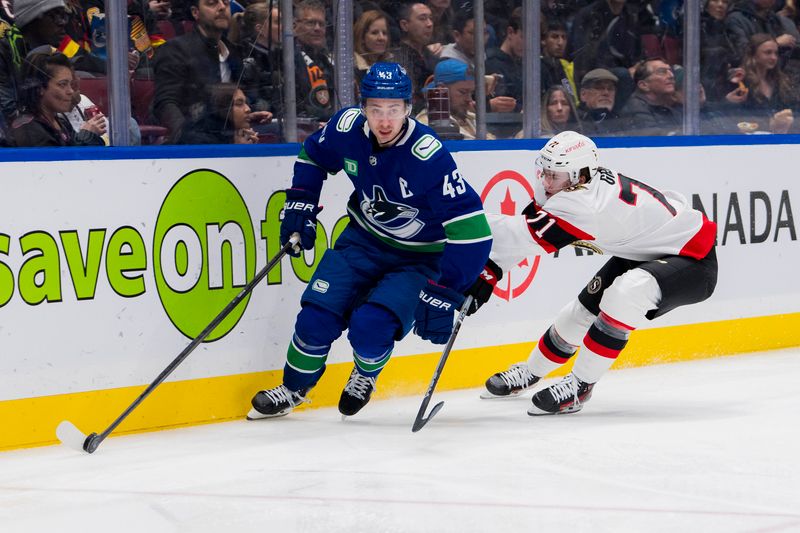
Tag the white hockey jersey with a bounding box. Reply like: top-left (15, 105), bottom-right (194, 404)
top-left (488, 166), bottom-right (717, 271)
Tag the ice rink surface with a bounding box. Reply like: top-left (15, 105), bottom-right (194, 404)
top-left (1, 348), bottom-right (799, 533)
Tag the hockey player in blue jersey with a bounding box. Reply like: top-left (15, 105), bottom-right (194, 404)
top-left (248, 62), bottom-right (496, 419)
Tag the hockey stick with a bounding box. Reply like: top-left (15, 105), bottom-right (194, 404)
top-left (411, 295), bottom-right (474, 433)
top-left (56, 234), bottom-right (300, 454)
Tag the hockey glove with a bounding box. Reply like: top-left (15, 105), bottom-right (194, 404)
top-left (280, 188), bottom-right (320, 257)
top-left (413, 280), bottom-right (465, 344)
top-left (464, 258), bottom-right (503, 316)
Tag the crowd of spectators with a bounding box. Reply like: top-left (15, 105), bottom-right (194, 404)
top-left (2, 0), bottom-right (800, 147)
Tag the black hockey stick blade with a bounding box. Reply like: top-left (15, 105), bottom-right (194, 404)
top-left (55, 235), bottom-right (299, 454)
top-left (411, 295), bottom-right (473, 433)
top-left (411, 400), bottom-right (444, 432)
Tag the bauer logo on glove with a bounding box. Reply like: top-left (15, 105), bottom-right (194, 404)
top-left (285, 201), bottom-right (317, 213)
top-left (414, 281), bottom-right (465, 344)
top-left (280, 188), bottom-right (320, 256)
top-left (419, 289), bottom-right (454, 310)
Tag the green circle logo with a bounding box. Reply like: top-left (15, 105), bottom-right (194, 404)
top-left (154, 169), bottom-right (256, 341)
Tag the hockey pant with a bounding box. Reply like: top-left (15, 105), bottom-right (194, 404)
top-left (282, 225), bottom-right (439, 392)
top-left (529, 250), bottom-right (718, 384)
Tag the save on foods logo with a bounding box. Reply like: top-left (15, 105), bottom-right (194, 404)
top-left (154, 169), bottom-right (257, 341)
top-left (481, 170), bottom-right (540, 301)
top-left (0, 169), bottom-right (349, 341)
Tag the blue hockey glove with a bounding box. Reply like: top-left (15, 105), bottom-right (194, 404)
top-left (413, 280), bottom-right (465, 344)
top-left (464, 258), bottom-right (503, 316)
top-left (280, 188), bottom-right (319, 257)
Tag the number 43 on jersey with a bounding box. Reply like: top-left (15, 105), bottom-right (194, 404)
top-left (443, 170), bottom-right (467, 198)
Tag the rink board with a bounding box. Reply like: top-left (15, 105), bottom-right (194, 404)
top-left (1, 137), bottom-right (799, 450)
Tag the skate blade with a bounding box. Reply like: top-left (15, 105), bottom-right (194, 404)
top-left (479, 389), bottom-right (525, 400)
top-left (527, 404), bottom-right (584, 416)
top-left (246, 407), bottom-right (290, 420)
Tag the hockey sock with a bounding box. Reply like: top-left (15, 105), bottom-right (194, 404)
top-left (353, 348), bottom-right (392, 378)
top-left (528, 325), bottom-right (579, 378)
top-left (284, 333), bottom-right (329, 391)
top-left (572, 312), bottom-right (633, 384)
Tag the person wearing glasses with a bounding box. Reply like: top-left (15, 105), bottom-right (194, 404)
top-left (293, 0), bottom-right (335, 122)
top-left (247, 62), bottom-right (493, 421)
top-left (620, 58), bottom-right (682, 136)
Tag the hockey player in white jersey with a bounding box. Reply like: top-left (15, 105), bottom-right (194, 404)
top-left (481, 131), bottom-right (718, 415)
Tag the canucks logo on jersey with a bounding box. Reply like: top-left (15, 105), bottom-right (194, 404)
top-left (359, 185), bottom-right (425, 239)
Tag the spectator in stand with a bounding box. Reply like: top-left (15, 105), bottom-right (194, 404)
top-left (441, 9), bottom-right (517, 113)
top-left (621, 58), bottom-right (682, 135)
top-left (67, 1), bottom-right (165, 76)
top-left (702, 0), bottom-right (736, 101)
top-left (354, 10), bottom-right (393, 89)
top-left (177, 83), bottom-right (272, 144)
top-left (416, 59), bottom-right (494, 139)
top-left (0, 0), bottom-right (69, 130)
top-left (440, 8), bottom-right (478, 64)
top-left (10, 52), bottom-right (105, 146)
top-left (725, 0), bottom-right (799, 66)
top-left (427, 0), bottom-right (454, 47)
top-left (485, 6), bottom-right (523, 111)
top-left (63, 72), bottom-right (143, 146)
top-left (231, 2), bottom-right (282, 116)
top-left (730, 33), bottom-right (796, 132)
top-left (153, 0), bottom-right (245, 142)
top-left (542, 0), bottom-right (587, 24)
top-left (568, 0), bottom-right (642, 83)
top-left (392, 1), bottom-right (437, 113)
top-left (577, 68), bottom-right (623, 135)
top-left (292, 0), bottom-right (335, 122)
top-left (541, 85), bottom-right (577, 135)
top-left (541, 18), bottom-right (577, 104)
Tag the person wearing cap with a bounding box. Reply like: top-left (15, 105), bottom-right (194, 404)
top-left (416, 58), bottom-right (495, 140)
top-left (577, 68), bottom-right (623, 135)
top-left (0, 0), bottom-right (69, 136)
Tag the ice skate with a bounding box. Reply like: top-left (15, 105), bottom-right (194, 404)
top-left (247, 384), bottom-right (310, 420)
top-left (527, 373), bottom-right (594, 415)
top-left (338, 368), bottom-right (377, 417)
top-left (481, 363), bottom-right (540, 399)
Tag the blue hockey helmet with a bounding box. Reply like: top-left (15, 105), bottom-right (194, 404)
top-left (360, 62), bottom-right (412, 102)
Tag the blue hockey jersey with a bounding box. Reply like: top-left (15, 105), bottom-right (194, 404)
top-left (290, 106), bottom-right (492, 292)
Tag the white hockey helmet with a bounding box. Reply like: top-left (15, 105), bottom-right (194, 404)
top-left (536, 131), bottom-right (599, 186)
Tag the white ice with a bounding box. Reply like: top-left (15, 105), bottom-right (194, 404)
top-left (1, 348), bottom-right (799, 533)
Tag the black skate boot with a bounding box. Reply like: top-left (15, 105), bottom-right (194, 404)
top-left (481, 363), bottom-right (540, 399)
top-left (527, 373), bottom-right (594, 415)
top-left (247, 384), bottom-right (310, 420)
top-left (338, 368), bottom-right (377, 417)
